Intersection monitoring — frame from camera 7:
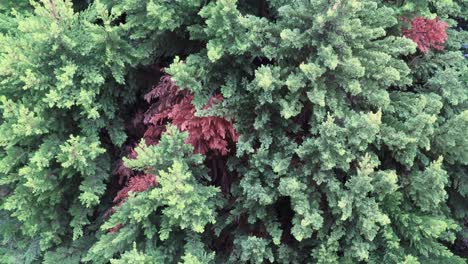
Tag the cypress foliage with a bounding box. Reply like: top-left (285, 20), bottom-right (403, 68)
top-left (0, 0), bottom-right (467, 263)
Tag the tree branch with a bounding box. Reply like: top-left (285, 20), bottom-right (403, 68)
top-left (49, 0), bottom-right (59, 20)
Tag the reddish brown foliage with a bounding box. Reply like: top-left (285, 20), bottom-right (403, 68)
top-left (108, 223), bottom-right (123, 234)
top-left (113, 174), bottom-right (157, 206)
top-left (109, 73), bottom-right (238, 227)
top-left (143, 75), bottom-right (238, 156)
top-left (113, 145), bottom-right (139, 184)
top-left (402, 16), bottom-right (449, 53)
top-left (107, 174), bottom-right (156, 233)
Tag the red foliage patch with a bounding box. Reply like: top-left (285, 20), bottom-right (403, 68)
top-left (107, 73), bottom-right (238, 232)
top-left (113, 174), bottom-right (157, 206)
top-left (143, 75), bottom-right (238, 156)
top-left (106, 174), bottom-right (156, 233)
top-left (108, 223), bottom-right (123, 234)
top-left (113, 145), bottom-right (139, 184)
top-left (402, 16), bottom-right (449, 53)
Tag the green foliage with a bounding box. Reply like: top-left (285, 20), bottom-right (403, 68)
top-left (0, 0), bottom-right (138, 259)
top-left (0, 0), bottom-right (467, 263)
top-left (165, 0), bottom-right (467, 262)
top-left (85, 126), bottom-right (220, 263)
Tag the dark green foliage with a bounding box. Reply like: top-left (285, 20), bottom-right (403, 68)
top-left (0, 0), bottom-right (467, 263)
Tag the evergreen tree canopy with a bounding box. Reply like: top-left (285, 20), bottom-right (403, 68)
top-left (0, 0), bottom-right (467, 263)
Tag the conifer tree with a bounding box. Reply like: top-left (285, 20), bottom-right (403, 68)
top-left (0, 0), bottom-right (467, 263)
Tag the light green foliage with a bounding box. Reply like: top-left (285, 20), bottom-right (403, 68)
top-left (98, 0), bottom-right (203, 65)
top-left (436, 110), bottom-right (468, 164)
top-left (86, 127), bottom-right (220, 263)
top-left (278, 177), bottom-right (323, 241)
top-left (151, 161), bottom-right (219, 236)
top-left (229, 236), bottom-right (274, 264)
top-left (0, 0), bottom-right (467, 263)
top-left (409, 157), bottom-right (448, 212)
top-left (110, 244), bottom-right (154, 264)
top-left (0, 0), bottom-right (205, 260)
top-left (166, 0), bottom-right (467, 263)
top-left (0, 0), bottom-right (136, 258)
top-left (381, 92), bottom-right (442, 167)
